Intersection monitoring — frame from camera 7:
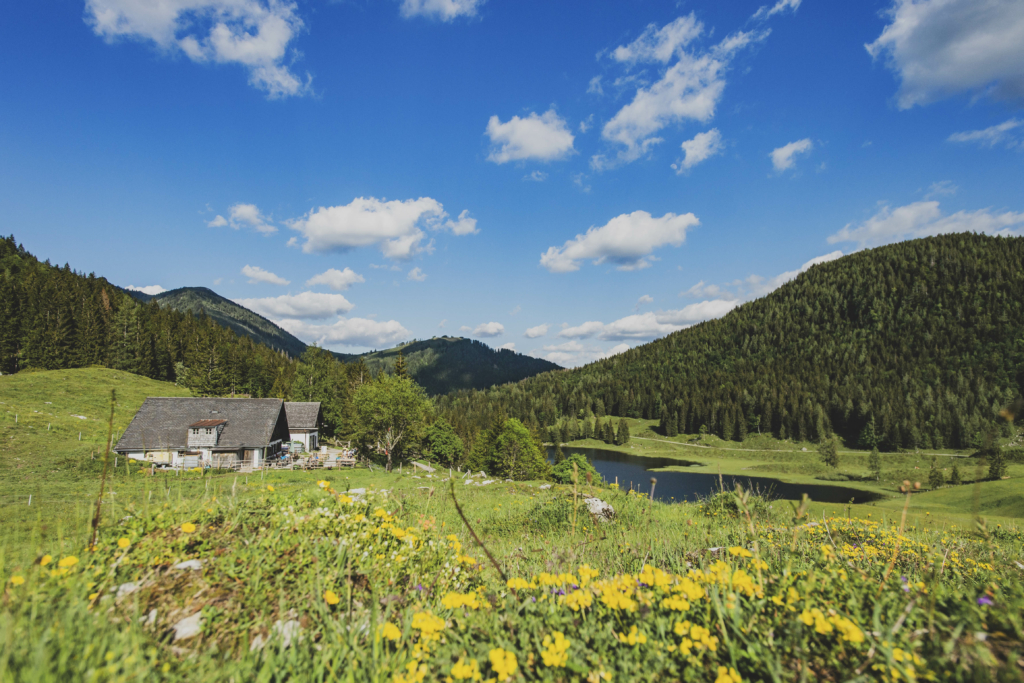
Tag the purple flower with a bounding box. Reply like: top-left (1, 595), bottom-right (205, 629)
top-left (413, 584), bottom-right (425, 592)
top-left (977, 596), bottom-right (994, 606)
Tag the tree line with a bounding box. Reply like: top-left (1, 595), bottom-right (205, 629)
top-left (436, 234), bottom-right (1024, 452)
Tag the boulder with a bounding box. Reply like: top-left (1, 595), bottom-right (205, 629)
top-left (583, 496), bottom-right (615, 522)
top-left (172, 559), bottom-right (203, 571)
top-left (173, 612), bottom-right (203, 641)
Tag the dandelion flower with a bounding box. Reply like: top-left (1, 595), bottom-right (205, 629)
top-left (88, 592), bottom-right (98, 600)
top-left (267, 485), bottom-right (275, 492)
top-left (489, 648), bottom-right (518, 681)
top-left (57, 556), bottom-right (79, 568)
top-left (380, 622), bottom-right (401, 641)
top-left (181, 523), bottom-right (197, 534)
top-left (9, 576), bottom-right (24, 586)
top-left (117, 538), bottom-right (131, 549)
top-left (324, 590), bottom-right (340, 605)
top-left (40, 555), bottom-right (52, 567)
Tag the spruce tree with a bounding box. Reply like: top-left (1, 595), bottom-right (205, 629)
top-left (819, 437), bottom-right (839, 468)
top-left (927, 458), bottom-right (945, 489)
top-left (616, 418), bottom-right (630, 445)
top-left (666, 412), bottom-right (678, 437)
top-left (868, 447), bottom-right (882, 480)
top-left (394, 350), bottom-right (408, 378)
top-left (950, 461), bottom-right (962, 485)
top-left (988, 449), bottom-right (1008, 480)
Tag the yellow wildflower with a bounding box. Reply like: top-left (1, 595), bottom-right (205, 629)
top-left (506, 577), bottom-right (531, 591)
top-left (40, 555), bottom-right (52, 567)
top-left (441, 591), bottom-right (482, 610)
top-left (488, 648), bottom-right (517, 681)
top-left (449, 657), bottom-right (481, 681)
top-left (57, 556), bottom-right (79, 569)
top-left (715, 666), bottom-right (742, 683)
top-left (117, 538), bottom-right (131, 549)
top-left (10, 576), bottom-right (25, 586)
top-left (540, 631), bottom-right (571, 667)
top-left (728, 547), bottom-right (753, 558)
top-left (181, 523), bottom-right (196, 533)
top-left (266, 485), bottom-right (274, 492)
top-left (617, 625), bottom-right (647, 646)
top-left (411, 611), bottom-right (446, 639)
top-left (564, 590), bottom-right (593, 612)
top-left (323, 590), bottom-right (340, 605)
top-left (380, 622), bottom-right (402, 641)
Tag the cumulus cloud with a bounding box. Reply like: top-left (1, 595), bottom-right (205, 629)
top-left (499, 342), bottom-right (516, 351)
top-left (681, 280), bottom-right (738, 300)
top-left (529, 340), bottom-right (627, 368)
top-left (770, 138), bottom-right (813, 171)
top-left (399, 0), bottom-right (483, 21)
top-left (85, 0), bottom-right (309, 98)
top-left (828, 201), bottom-right (1024, 248)
top-left (600, 313), bottom-right (682, 341)
top-left (486, 110), bottom-right (576, 164)
top-left (235, 292), bottom-right (354, 319)
top-left (305, 267), bottom-right (364, 291)
top-left (540, 210), bottom-right (699, 273)
top-left (636, 294), bottom-right (654, 308)
top-left (276, 317), bottom-right (410, 348)
top-left (673, 128), bottom-right (724, 172)
top-left (587, 76), bottom-right (604, 95)
top-left (866, 0), bottom-right (1024, 109)
top-left (287, 197), bottom-right (475, 259)
top-left (524, 324), bottom-right (549, 339)
top-left (472, 322), bottom-right (504, 337)
top-left (125, 284), bottom-right (167, 296)
top-left (655, 299), bottom-right (739, 324)
top-left (208, 203), bottom-right (276, 234)
top-left (558, 321), bottom-right (606, 340)
top-left (525, 171), bottom-right (548, 182)
top-left (948, 118), bottom-right (1022, 147)
top-left (407, 267), bottom-right (427, 282)
top-left (242, 264), bottom-right (289, 286)
top-left (594, 14), bottom-right (767, 167)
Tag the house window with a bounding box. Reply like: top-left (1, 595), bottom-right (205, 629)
top-left (205, 428), bottom-right (213, 435)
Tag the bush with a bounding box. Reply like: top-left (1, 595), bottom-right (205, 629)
top-left (550, 453), bottom-right (600, 485)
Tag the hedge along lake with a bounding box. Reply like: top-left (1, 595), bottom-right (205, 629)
top-left (547, 447), bottom-right (883, 505)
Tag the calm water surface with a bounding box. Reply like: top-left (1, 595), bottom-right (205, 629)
top-left (548, 447), bottom-right (882, 505)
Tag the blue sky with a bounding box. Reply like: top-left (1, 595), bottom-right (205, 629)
top-left (2, 0), bottom-right (1022, 366)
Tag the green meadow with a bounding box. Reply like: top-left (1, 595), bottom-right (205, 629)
top-left (2, 369), bottom-right (1023, 681)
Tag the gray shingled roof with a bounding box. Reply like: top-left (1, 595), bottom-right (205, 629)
top-left (284, 402), bottom-right (321, 430)
top-left (114, 398), bottom-right (288, 451)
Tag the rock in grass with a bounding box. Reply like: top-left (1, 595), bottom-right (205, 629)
top-left (583, 496), bottom-right (615, 522)
top-left (172, 559), bottom-right (203, 571)
top-left (539, 484), bottom-right (552, 490)
top-left (116, 582), bottom-right (139, 599)
top-left (173, 612), bottom-right (203, 641)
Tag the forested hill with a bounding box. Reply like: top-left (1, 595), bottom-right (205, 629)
top-left (127, 287), bottom-right (308, 359)
top-left (334, 337), bottom-right (560, 395)
top-left (437, 234), bottom-right (1024, 451)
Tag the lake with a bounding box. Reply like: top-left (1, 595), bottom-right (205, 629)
top-left (548, 447), bottom-right (883, 505)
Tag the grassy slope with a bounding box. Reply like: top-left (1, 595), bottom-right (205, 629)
top-left (0, 368), bottom-right (192, 557)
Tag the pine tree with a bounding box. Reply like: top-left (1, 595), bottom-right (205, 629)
top-left (666, 412), bottom-right (678, 437)
top-left (554, 443), bottom-right (565, 464)
top-left (394, 350), bottom-right (408, 378)
top-left (604, 419), bottom-right (615, 444)
top-left (616, 418), bottom-right (630, 445)
top-left (988, 449), bottom-right (1008, 480)
top-left (859, 418), bottom-right (879, 450)
top-left (819, 437), bottom-right (839, 468)
top-left (868, 447), bottom-right (882, 480)
top-left (927, 458), bottom-right (945, 489)
top-left (950, 461), bottom-right (962, 486)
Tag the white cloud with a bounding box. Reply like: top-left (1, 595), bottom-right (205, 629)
top-left (529, 340), bottom-right (631, 368)
top-left (600, 313), bottom-right (682, 341)
top-left (499, 342), bottom-right (516, 351)
top-left (595, 15), bottom-right (767, 167)
top-left (287, 196), bottom-right (474, 259)
top-left (587, 76), bottom-right (604, 95)
top-left (125, 284), bottom-right (167, 296)
top-left (770, 138), bottom-right (813, 172)
top-left (752, 0), bottom-right (802, 21)
top-left (673, 128), bottom-right (724, 173)
top-left (509, 305), bottom-right (521, 316)
top-left (828, 201), bottom-right (1024, 248)
top-left (637, 294), bottom-right (654, 306)
top-left (438, 319), bottom-right (447, 328)
top-left (399, 0), bottom-right (483, 21)
top-left (276, 317), bottom-right (410, 348)
top-left (578, 115), bottom-right (594, 133)
top-left (654, 299), bottom-right (739, 325)
top-left (524, 324), bottom-right (549, 339)
top-left (948, 118), bottom-right (1022, 147)
top-left (85, 0), bottom-right (308, 98)
top-left (681, 280), bottom-right (738, 300)
top-left (445, 209), bottom-right (479, 235)
top-left (558, 321), bottom-right (606, 339)
top-left (925, 180), bottom-right (958, 199)
top-left (540, 210), bottom-right (699, 273)
top-left (305, 267), bottom-right (364, 291)
top-left (235, 292), bottom-right (354, 319)
top-left (407, 267), bottom-right (427, 282)
top-left (209, 203), bottom-right (276, 234)
top-left (242, 264), bottom-right (289, 286)
top-left (611, 14), bottom-right (703, 65)
top-left (486, 110), bottom-right (576, 164)
top-left (472, 322), bottom-right (504, 337)
top-left (525, 171), bottom-right (548, 182)
top-left (866, 0), bottom-right (1024, 109)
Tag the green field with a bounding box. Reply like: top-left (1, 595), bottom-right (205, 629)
top-left (2, 369), bottom-right (1023, 681)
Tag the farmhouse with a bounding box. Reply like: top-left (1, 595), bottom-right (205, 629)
top-left (284, 401), bottom-right (323, 453)
top-left (113, 397), bottom-right (290, 468)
